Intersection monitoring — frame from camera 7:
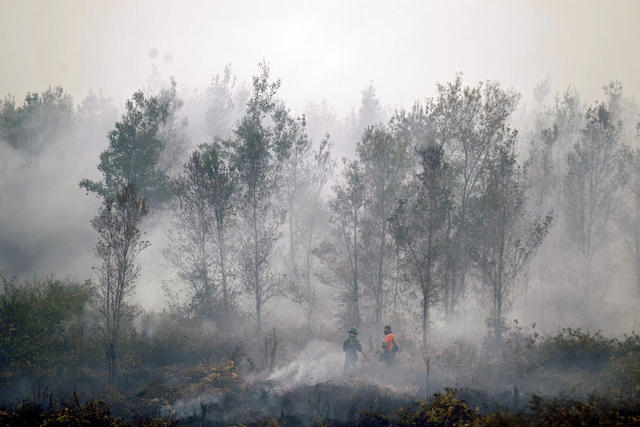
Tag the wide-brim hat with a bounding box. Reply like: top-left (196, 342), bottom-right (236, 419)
top-left (348, 328), bottom-right (359, 334)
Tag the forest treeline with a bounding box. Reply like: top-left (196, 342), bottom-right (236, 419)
top-left (2, 63), bottom-right (640, 357)
top-left (1, 63), bottom-right (640, 423)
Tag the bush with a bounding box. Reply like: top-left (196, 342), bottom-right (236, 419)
top-left (0, 275), bottom-right (91, 373)
top-left (527, 394), bottom-right (640, 426)
top-left (538, 328), bottom-right (615, 369)
top-left (394, 388), bottom-right (484, 426)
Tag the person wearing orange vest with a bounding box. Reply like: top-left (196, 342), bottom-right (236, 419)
top-left (380, 325), bottom-right (399, 368)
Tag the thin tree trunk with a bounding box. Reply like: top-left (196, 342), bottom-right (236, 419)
top-left (216, 220), bottom-right (229, 313)
top-left (636, 226), bottom-right (640, 299)
top-left (201, 204), bottom-right (209, 307)
top-left (253, 194), bottom-right (261, 337)
top-left (392, 249), bottom-right (400, 315)
top-left (304, 234), bottom-right (314, 331)
top-left (375, 215), bottom-right (386, 326)
top-left (353, 210), bottom-right (360, 328)
top-left (422, 289), bottom-right (429, 353)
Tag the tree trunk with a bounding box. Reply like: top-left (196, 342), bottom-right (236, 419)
top-left (353, 211), bottom-right (360, 328)
top-left (422, 286), bottom-right (429, 353)
top-left (392, 249), bottom-right (400, 315)
top-left (201, 209), bottom-right (210, 310)
top-left (634, 198), bottom-right (640, 299)
top-left (375, 216), bottom-right (386, 326)
top-left (304, 237), bottom-right (313, 331)
top-left (256, 293), bottom-right (262, 338)
top-left (107, 341), bottom-right (116, 383)
top-left (252, 180), bottom-right (262, 338)
top-left (216, 219), bottom-right (229, 313)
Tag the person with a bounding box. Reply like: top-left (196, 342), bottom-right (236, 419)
top-left (380, 325), bottom-right (398, 368)
top-left (343, 327), bottom-right (363, 374)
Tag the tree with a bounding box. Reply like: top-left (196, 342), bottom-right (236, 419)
top-left (618, 142), bottom-right (640, 300)
top-left (343, 82), bottom-right (384, 156)
top-left (80, 88), bottom-right (176, 206)
top-left (321, 159), bottom-right (366, 330)
top-left (0, 87), bottom-right (74, 152)
top-left (357, 125), bottom-right (411, 326)
top-left (164, 143), bottom-right (238, 319)
top-left (468, 134), bottom-right (552, 345)
top-left (156, 78), bottom-right (190, 177)
top-left (526, 86), bottom-right (583, 218)
top-left (292, 137), bottom-right (335, 330)
top-left (229, 63), bottom-right (291, 337)
top-left (428, 78), bottom-right (521, 321)
top-left (202, 143), bottom-right (237, 314)
top-left (358, 82), bottom-right (382, 131)
top-left (205, 64), bottom-right (237, 141)
top-left (77, 90), bottom-right (118, 138)
top-left (564, 87), bottom-right (623, 313)
top-left (523, 86), bottom-right (583, 312)
top-left (280, 112), bottom-right (312, 287)
top-left (91, 184), bottom-right (148, 382)
top-left (163, 150), bottom-right (218, 318)
top-left (390, 145), bottom-right (451, 351)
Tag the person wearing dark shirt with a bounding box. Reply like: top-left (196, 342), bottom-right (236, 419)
top-left (343, 327), bottom-right (363, 374)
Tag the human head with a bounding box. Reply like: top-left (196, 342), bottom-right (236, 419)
top-left (384, 325), bottom-right (391, 334)
top-left (348, 327), bottom-right (358, 336)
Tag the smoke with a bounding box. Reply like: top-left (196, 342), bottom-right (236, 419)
top-left (266, 340), bottom-right (344, 389)
top-left (0, 126), bottom-right (102, 278)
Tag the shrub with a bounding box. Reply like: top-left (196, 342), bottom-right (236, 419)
top-left (0, 275), bottom-right (91, 373)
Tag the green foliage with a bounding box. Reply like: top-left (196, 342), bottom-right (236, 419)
top-left (0, 275), bottom-right (91, 371)
top-left (527, 394), bottom-right (640, 426)
top-left (394, 388), bottom-right (483, 426)
top-left (163, 142), bottom-right (238, 318)
top-left (0, 87), bottom-right (74, 151)
top-left (80, 88), bottom-right (175, 206)
top-left (538, 328), bottom-right (615, 369)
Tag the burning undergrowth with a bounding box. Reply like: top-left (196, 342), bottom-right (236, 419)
top-left (157, 341), bottom-right (411, 425)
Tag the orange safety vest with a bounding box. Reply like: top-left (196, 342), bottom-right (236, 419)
top-left (383, 333), bottom-right (396, 351)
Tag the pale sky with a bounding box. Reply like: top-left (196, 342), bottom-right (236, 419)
top-left (2, 0), bottom-right (640, 115)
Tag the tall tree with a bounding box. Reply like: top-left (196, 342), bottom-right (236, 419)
top-left (280, 112), bottom-right (312, 287)
top-left (320, 159), bottom-right (366, 329)
top-left (202, 143), bottom-right (237, 314)
top-left (390, 145), bottom-right (451, 351)
top-left (618, 142), bottom-right (640, 300)
top-left (294, 137), bottom-right (335, 329)
top-left (357, 125), bottom-right (411, 326)
top-left (522, 86), bottom-right (583, 313)
top-left (163, 150), bottom-right (218, 318)
top-left (343, 82), bottom-right (384, 156)
top-left (430, 78), bottom-right (521, 320)
top-left (230, 63), bottom-right (291, 337)
top-left (468, 133), bottom-right (552, 345)
top-left (91, 184), bottom-right (148, 382)
top-left (564, 87), bottom-right (623, 313)
top-left (205, 64), bottom-right (237, 141)
top-left (164, 143), bottom-right (238, 319)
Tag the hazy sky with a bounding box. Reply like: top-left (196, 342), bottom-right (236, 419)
top-left (2, 0), bottom-right (640, 115)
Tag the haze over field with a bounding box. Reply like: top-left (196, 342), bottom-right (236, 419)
top-left (2, 3), bottom-right (640, 424)
top-left (1, 0), bottom-right (640, 327)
